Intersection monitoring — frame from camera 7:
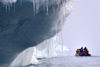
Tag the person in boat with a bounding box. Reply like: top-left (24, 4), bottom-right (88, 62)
top-left (76, 49), bottom-right (80, 56)
top-left (79, 47), bottom-right (84, 56)
top-left (75, 47), bottom-right (91, 56)
top-left (84, 47), bottom-right (90, 56)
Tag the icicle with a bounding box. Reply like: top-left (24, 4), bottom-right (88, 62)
top-left (13, 3), bottom-right (16, 12)
top-left (5, 5), bottom-right (11, 12)
top-left (35, 0), bottom-right (39, 14)
top-left (32, 0), bottom-right (41, 15)
top-left (20, 0), bottom-right (23, 6)
top-left (47, 40), bottom-right (50, 58)
top-left (32, 0), bottom-right (36, 15)
top-left (61, 31), bottom-right (64, 55)
top-left (4, 1), bottom-right (17, 12)
top-left (45, 0), bottom-right (48, 15)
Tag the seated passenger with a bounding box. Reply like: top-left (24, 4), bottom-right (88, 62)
top-left (80, 47), bottom-right (84, 52)
top-left (75, 47), bottom-right (91, 56)
top-left (76, 49), bottom-right (80, 56)
top-left (84, 47), bottom-right (89, 56)
top-left (79, 47), bottom-right (84, 56)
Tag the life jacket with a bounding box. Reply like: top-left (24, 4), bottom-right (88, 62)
top-left (80, 52), bottom-right (84, 55)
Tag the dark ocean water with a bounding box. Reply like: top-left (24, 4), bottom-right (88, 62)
top-left (26, 56), bottom-right (100, 67)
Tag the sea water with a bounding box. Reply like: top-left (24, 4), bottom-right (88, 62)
top-left (26, 56), bottom-right (100, 67)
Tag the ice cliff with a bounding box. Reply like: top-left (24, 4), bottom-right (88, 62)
top-left (0, 0), bottom-right (73, 67)
top-left (11, 35), bottom-right (69, 67)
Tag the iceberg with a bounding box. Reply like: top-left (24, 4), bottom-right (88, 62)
top-left (0, 0), bottom-right (73, 66)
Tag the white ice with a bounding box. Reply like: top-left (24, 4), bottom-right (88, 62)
top-left (10, 35), bottom-right (69, 67)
